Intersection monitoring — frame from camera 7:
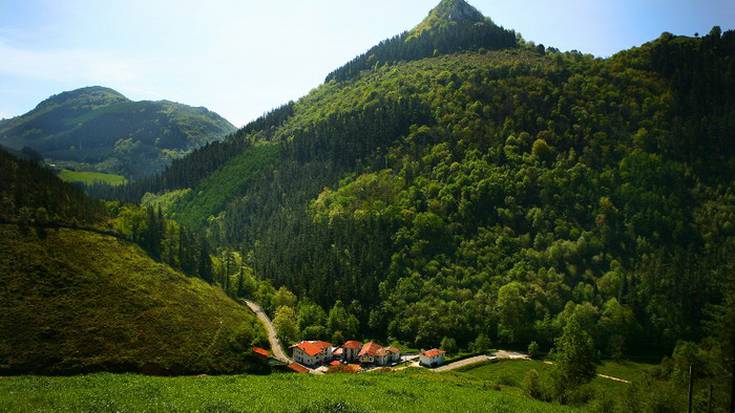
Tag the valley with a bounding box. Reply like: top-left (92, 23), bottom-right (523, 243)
top-left (1, 0), bottom-right (734, 411)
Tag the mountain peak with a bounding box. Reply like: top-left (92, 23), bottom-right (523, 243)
top-left (36, 86), bottom-right (128, 110)
top-left (433, 0), bottom-right (485, 22)
top-left (412, 0), bottom-right (487, 36)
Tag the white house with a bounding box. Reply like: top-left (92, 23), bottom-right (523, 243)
top-left (420, 349), bottom-right (446, 367)
top-left (358, 341), bottom-right (400, 366)
top-left (341, 340), bottom-right (362, 362)
top-left (290, 341), bottom-right (333, 367)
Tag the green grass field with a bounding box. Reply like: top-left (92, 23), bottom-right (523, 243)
top-left (58, 169), bottom-right (127, 186)
top-left (0, 370), bottom-right (578, 413)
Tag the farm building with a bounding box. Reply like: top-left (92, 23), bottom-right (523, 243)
top-left (419, 349), bottom-right (446, 367)
top-left (290, 341), bottom-right (333, 367)
top-left (341, 340), bottom-right (362, 362)
top-left (358, 341), bottom-right (400, 365)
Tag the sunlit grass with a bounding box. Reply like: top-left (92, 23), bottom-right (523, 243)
top-left (0, 370), bottom-right (579, 413)
top-left (58, 169), bottom-right (127, 186)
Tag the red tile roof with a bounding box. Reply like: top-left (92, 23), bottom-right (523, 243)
top-left (292, 341), bottom-right (331, 357)
top-left (329, 360), bottom-right (342, 367)
top-left (358, 341), bottom-right (383, 357)
top-left (252, 346), bottom-right (270, 358)
top-left (422, 349), bottom-right (446, 358)
top-left (343, 340), bottom-right (362, 350)
top-left (287, 363), bottom-right (310, 373)
top-left (344, 364), bottom-right (362, 373)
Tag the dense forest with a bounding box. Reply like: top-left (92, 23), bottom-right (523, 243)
top-left (0, 147), bottom-right (108, 225)
top-left (104, 25), bottom-right (735, 351)
top-left (78, 0), bottom-right (734, 409)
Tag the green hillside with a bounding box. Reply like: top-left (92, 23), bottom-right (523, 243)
top-left (0, 370), bottom-right (577, 413)
top-left (88, 1), bottom-right (734, 409)
top-left (0, 86), bottom-right (236, 178)
top-left (105, 1), bottom-right (735, 361)
top-left (0, 224), bottom-right (266, 375)
top-left (0, 147), bottom-right (108, 224)
top-left (169, 142), bottom-right (280, 228)
top-left (0, 147), bottom-right (265, 375)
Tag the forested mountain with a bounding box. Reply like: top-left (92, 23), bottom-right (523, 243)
top-left (97, 0), bottom-right (733, 382)
top-left (325, 0), bottom-right (517, 83)
top-left (0, 86), bottom-right (236, 179)
top-left (0, 147), bottom-right (266, 375)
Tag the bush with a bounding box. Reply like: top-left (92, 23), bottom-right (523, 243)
top-left (528, 341), bottom-right (540, 359)
top-left (440, 337), bottom-right (457, 354)
top-left (522, 369), bottom-right (546, 401)
top-left (473, 333), bottom-right (491, 353)
top-left (588, 392), bottom-right (616, 413)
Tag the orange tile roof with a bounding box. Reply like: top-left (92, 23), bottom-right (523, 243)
top-left (329, 360), bottom-right (342, 367)
top-left (422, 349), bottom-right (446, 358)
top-left (386, 346), bottom-right (401, 354)
top-left (376, 348), bottom-right (391, 357)
top-left (287, 363), bottom-right (310, 373)
top-left (252, 346), bottom-right (270, 358)
top-left (292, 341), bottom-right (331, 357)
top-left (358, 341), bottom-right (383, 357)
top-left (344, 364), bottom-right (362, 373)
top-left (343, 340), bottom-right (362, 350)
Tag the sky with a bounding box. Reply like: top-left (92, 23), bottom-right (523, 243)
top-left (1, 0), bottom-right (733, 126)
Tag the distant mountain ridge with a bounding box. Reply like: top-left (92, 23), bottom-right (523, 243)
top-left (0, 86), bottom-right (236, 179)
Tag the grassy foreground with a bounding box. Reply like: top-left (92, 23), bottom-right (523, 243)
top-left (0, 370), bottom-right (577, 413)
top-left (0, 225), bottom-right (265, 375)
top-left (58, 169), bottom-right (127, 186)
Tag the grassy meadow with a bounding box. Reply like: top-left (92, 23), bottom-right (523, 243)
top-left (0, 370), bottom-right (578, 413)
top-left (58, 169), bottom-right (127, 186)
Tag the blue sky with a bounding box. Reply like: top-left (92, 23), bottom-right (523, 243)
top-left (1, 0), bottom-right (733, 126)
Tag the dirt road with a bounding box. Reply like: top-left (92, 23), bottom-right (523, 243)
top-left (432, 350), bottom-right (530, 372)
top-left (242, 299), bottom-right (290, 363)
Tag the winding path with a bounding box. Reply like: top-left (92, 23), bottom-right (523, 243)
top-left (242, 299), bottom-right (290, 363)
top-left (433, 350), bottom-right (529, 372)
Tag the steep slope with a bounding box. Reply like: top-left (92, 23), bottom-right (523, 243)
top-left (0, 149), bottom-right (266, 375)
top-left (0, 225), bottom-right (266, 375)
top-left (0, 147), bottom-right (108, 224)
top-left (0, 86), bottom-right (236, 178)
top-left (106, 2), bottom-right (734, 360)
top-left (325, 0), bottom-right (517, 82)
top-left (410, 0), bottom-right (487, 36)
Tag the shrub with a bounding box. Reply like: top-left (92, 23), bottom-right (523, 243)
top-left (528, 341), bottom-right (540, 359)
top-left (440, 337), bottom-right (457, 354)
top-left (522, 369), bottom-right (546, 401)
top-left (473, 333), bottom-right (491, 353)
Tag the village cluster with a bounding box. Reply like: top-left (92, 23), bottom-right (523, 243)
top-left (288, 339), bottom-right (448, 372)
